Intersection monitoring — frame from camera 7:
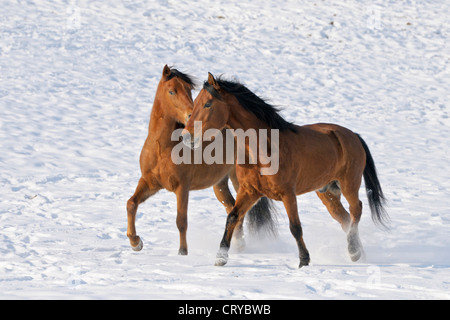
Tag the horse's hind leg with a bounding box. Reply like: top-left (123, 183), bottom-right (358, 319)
top-left (127, 177), bottom-right (160, 251)
top-left (316, 185), bottom-right (351, 232)
top-left (340, 178), bottom-right (364, 262)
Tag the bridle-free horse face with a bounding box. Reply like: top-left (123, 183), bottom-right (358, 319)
top-left (159, 65), bottom-right (195, 125)
top-left (182, 73), bottom-right (230, 142)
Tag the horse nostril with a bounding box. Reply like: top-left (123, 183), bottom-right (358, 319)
top-left (181, 130), bottom-right (194, 148)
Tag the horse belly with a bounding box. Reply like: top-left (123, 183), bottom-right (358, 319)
top-left (190, 164), bottom-right (233, 190)
top-left (285, 131), bottom-right (341, 195)
top-left (235, 167), bottom-right (286, 201)
top-left (294, 152), bottom-right (339, 195)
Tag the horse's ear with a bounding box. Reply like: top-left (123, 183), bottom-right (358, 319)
top-left (208, 72), bottom-right (220, 90)
top-left (163, 64), bottom-right (171, 78)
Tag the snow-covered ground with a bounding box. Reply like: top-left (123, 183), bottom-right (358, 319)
top-left (1, 0), bottom-right (449, 299)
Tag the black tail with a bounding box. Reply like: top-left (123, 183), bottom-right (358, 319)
top-left (246, 197), bottom-right (278, 237)
top-left (357, 134), bottom-right (389, 229)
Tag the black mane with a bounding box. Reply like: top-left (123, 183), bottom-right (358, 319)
top-left (204, 78), bottom-right (297, 132)
top-left (166, 68), bottom-right (197, 89)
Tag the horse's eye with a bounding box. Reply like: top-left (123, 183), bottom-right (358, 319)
top-left (204, 101), bottom-right (212, 108)
top-left (169, 90), bottom-right (176, 96)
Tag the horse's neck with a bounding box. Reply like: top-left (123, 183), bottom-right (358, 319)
top-left (228, 103), bottom-right (271, 133)
top-left (228, 102), bottom-right (276, 164)
top-left (147, 98), bottom-right (177, 146)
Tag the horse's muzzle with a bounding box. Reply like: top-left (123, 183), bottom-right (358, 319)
top-left (181, 129), bottom-right (201, 149)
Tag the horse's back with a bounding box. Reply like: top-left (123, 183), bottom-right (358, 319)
top-left (301, 123), bottom-right (354, 137)
top-left (301, 123), bottom-right (362, 151)
top-left (301, 122), bottom-right (366, 177)
top-left (278, 123), bottom-right (365, 194)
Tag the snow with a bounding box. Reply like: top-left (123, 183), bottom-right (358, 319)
top-left (1, 0), bottom-right (449, 299)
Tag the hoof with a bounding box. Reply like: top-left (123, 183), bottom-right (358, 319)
top-left (298, 259), bottom-right (310, 268)
top-left (178, 248), bottom-right (188, 256)
top-left (215, 258), bottom-right (228, 266)
top-left (215, 250), bottom-right (228, 266)
top-left (349, 249), bottom-right (362, 262)
top-left (298, 253), bottom-right (310, 268)
top-left (131, 237), bottom-right (143, 252)
top-left (298, 263), bottom-right (309, 268)
top-left (348, 235), bottom-right (362, 262)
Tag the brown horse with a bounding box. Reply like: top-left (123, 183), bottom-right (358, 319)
top-left (182, 73), bottom-right (388, 267)
top-left (126, 66), bottom-right (276, 255)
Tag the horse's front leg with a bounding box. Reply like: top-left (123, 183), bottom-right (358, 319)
top-left (213, 176), bottom-right (245, 251)
top-left (127, 177), bottom-right (160, 251)
top-left (282, 193), bottom-right (310, 268)
top-left (215, 189), bottom-right (261, 266)
top-left (175, 186), bottom-right (189, 255)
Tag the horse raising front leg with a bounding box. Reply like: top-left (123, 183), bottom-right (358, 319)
top-left (127, 177), bottom-right (160, 251)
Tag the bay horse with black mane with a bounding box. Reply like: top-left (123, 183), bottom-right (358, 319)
top-left (126, 66), bottom-right (276, 255)
top-left (182, 72), bottom-right (388, 267)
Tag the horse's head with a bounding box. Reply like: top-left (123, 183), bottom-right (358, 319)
top-left (157, 65), bottom-right (195, 125)
top-left (182, 73), bottom-right (231, 146)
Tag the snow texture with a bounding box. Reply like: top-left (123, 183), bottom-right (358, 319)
top-left (0, 0), bottom-right (449, 299)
